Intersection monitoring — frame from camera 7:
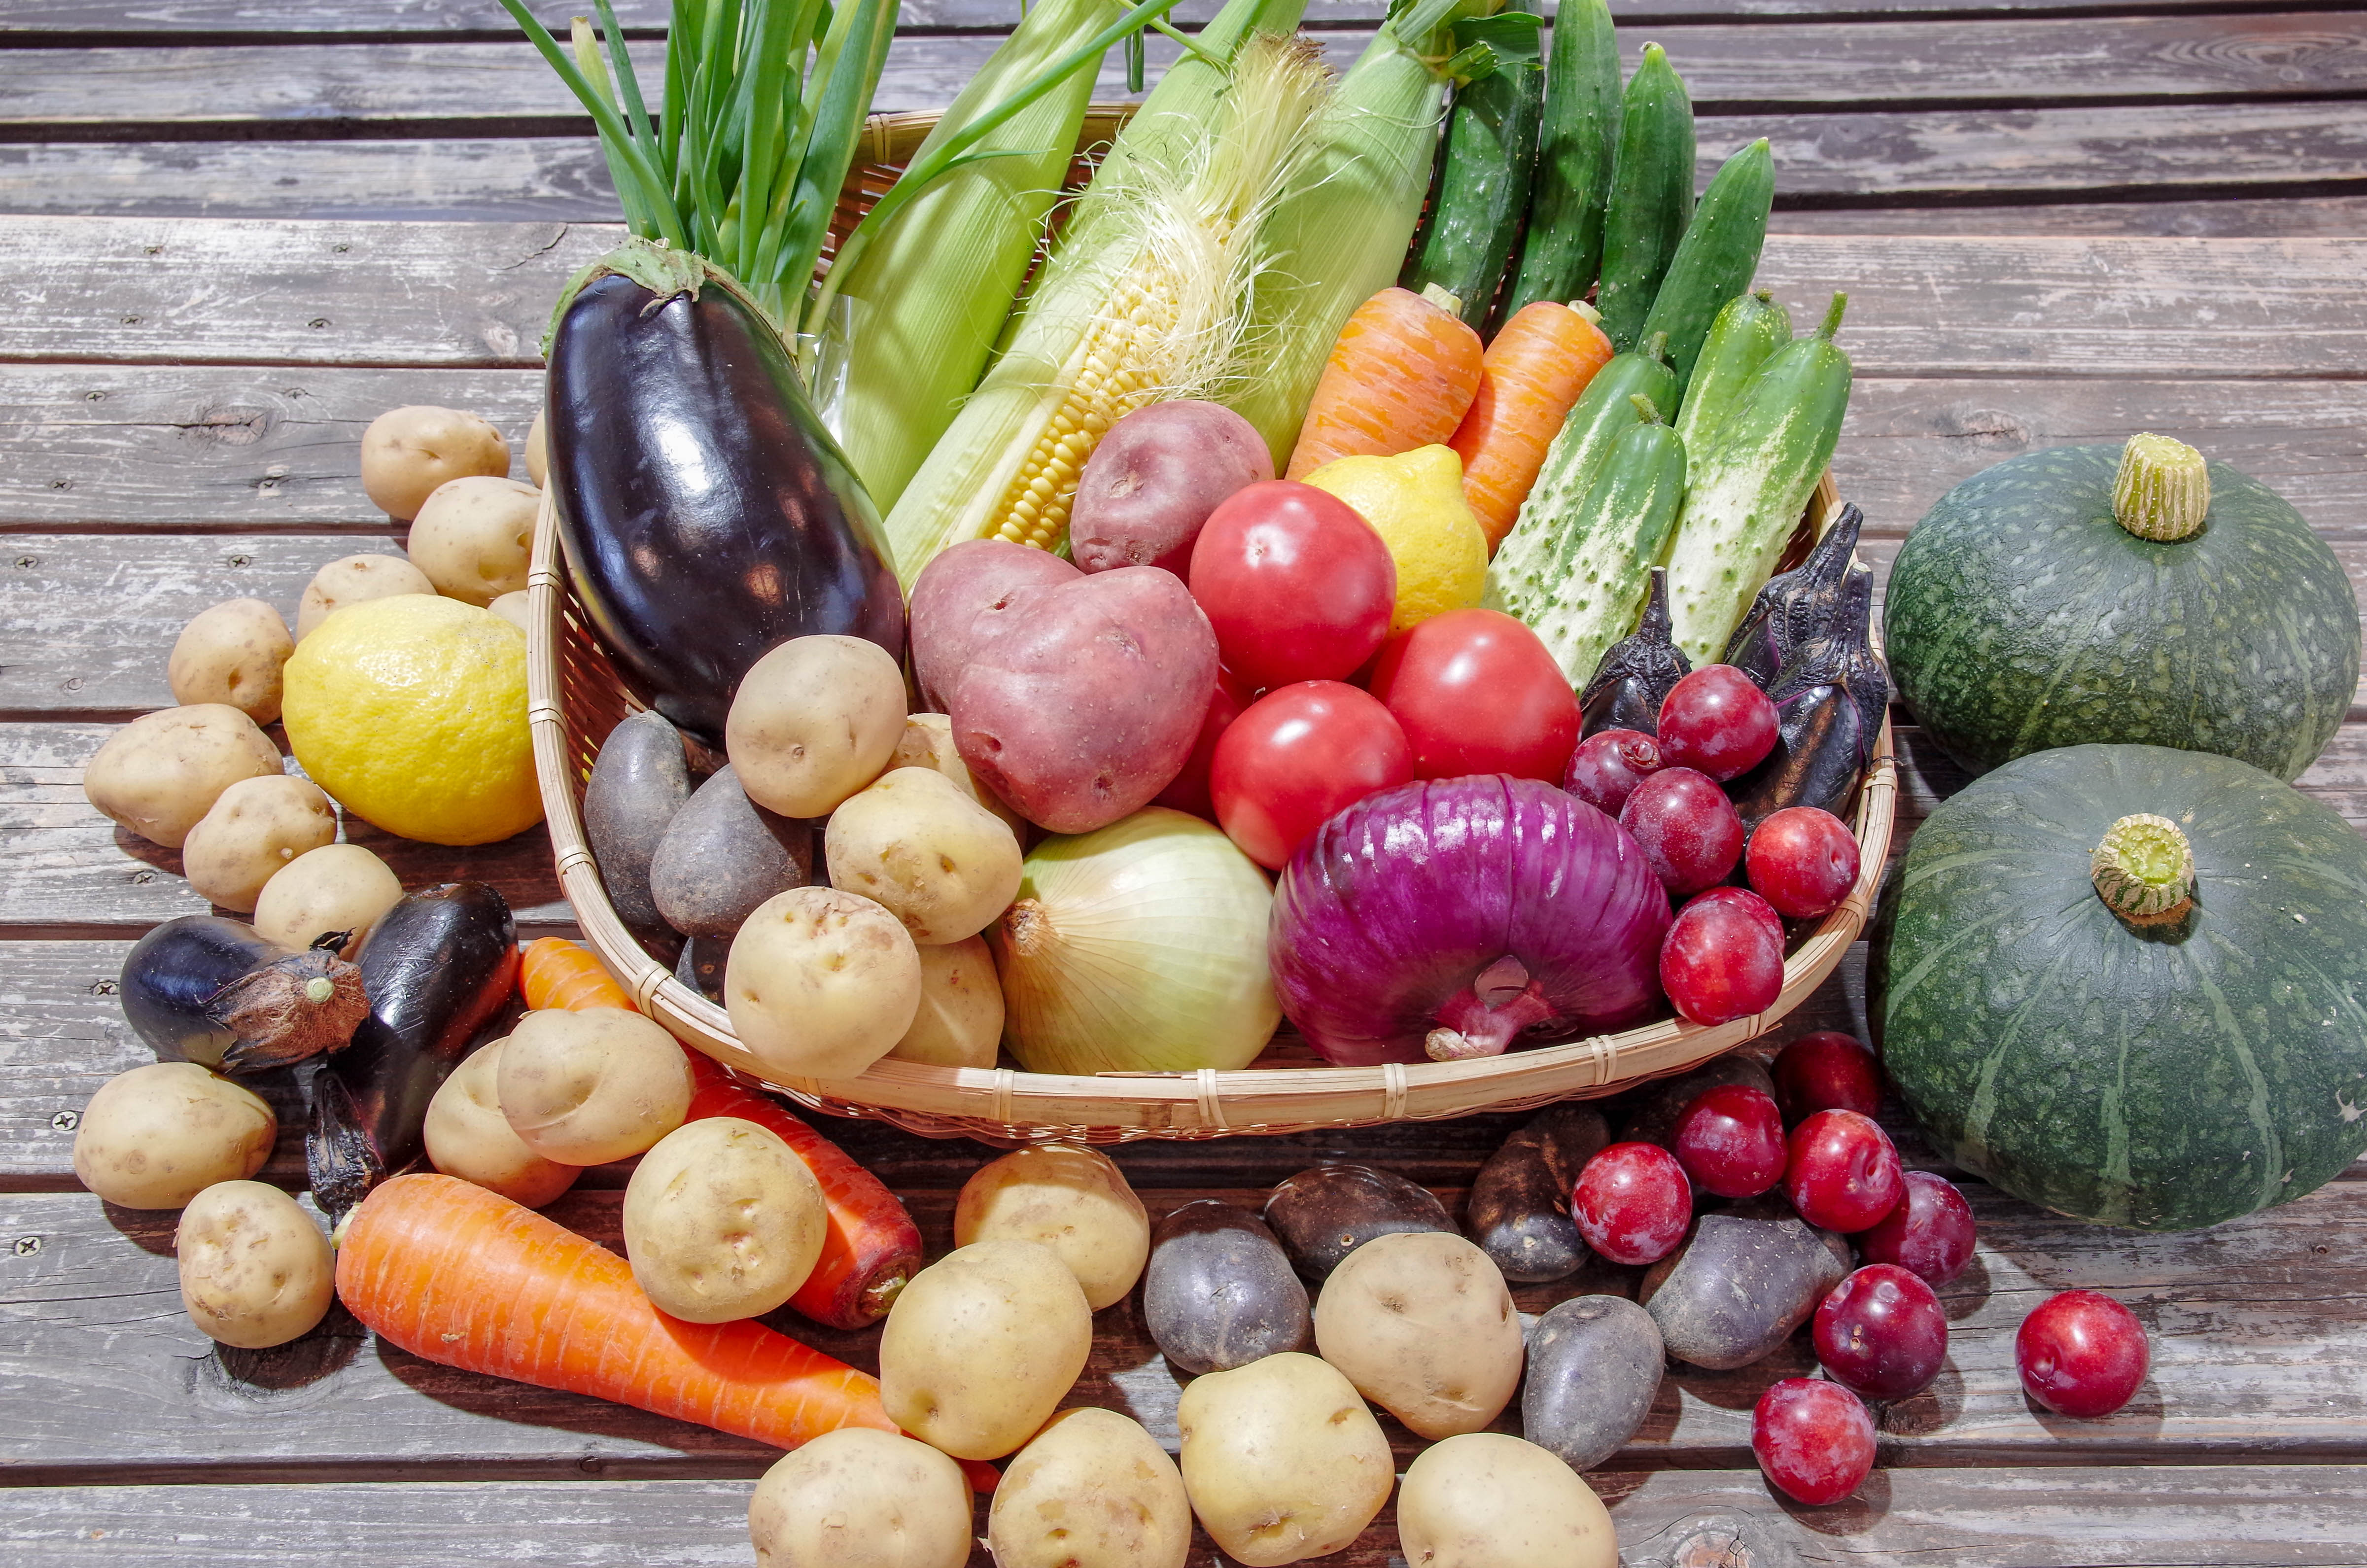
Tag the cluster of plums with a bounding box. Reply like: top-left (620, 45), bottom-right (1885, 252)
top-left (1575, 1031), bottom-right (2153, 1505)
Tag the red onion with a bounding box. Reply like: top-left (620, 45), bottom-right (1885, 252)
top-left (1268, 775), bottom-right (1672, 1065)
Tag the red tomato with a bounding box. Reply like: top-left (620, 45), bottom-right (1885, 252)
top-left (1210, 681), bottom-right (1412, 870)
top-left (1188, 482), bottom-right (1396, 692)
top-left (1151, 667), bottom-right (1254, 823)
top-left (1364, 608), bottom-right (1581, 782)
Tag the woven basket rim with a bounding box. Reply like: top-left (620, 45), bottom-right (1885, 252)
top-left (522, 111), bottom-right (1896, 1144)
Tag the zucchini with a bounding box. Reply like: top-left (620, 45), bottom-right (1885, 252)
top-left (1501, 0), bottom-right (1620, 318)
top-left (1673, 288), bottom-right (1789, 461)
top-left (1485, 339), bottom-right (1681, 682)
top-left (1400, 4), bottom-right (1546, 330)
top-left (1638, 138), bottom-right (1774, 397)
top-left (1593, 43), bottom-right (1694, 352)
top-left (1493, 394), bottom-right (1689, 688)
top-left (1663, 292), bottom-right (1853, 665)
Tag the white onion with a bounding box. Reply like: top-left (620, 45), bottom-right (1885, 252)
top-left (988, 807), bottom-right (1279, 1075)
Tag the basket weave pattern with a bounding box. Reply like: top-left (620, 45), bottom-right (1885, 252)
top-left (524, 109), bottom-right (1897, 1145)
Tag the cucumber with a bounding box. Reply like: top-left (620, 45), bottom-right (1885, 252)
top-left (1484, 337), bottom-right (1680, 681)
top-left (1638, 138), bottom-right (1773, 397)
top-left (1663, 292), bottom-right (1854, 666)
top-left (1673, 288), bottom-right (1789, 461)
top-left (1493, 395), bottom-right (1689, 688)
top-left (1501, 0), bottom-right (1620, 318)
top-left (1593, 43), bottom-right (1694, 353)
top-left (1400, 3), bottom-right (1546, 330)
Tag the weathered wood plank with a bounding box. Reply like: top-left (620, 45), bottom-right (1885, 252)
top-left (1771, 194), bottom-right (2367, 239)
top-left (12, 101), bottom-right (2367, 223)
top-left (12, 1465), bottom-right (2367, 1568)
top-left (13, 17), bottom-right (2364, 131)
top-left (16, 1175), bottom-right (2367, 1483)
top-left (8, 219), bottom-right (2365, 378)
top-left (8, 532), bottom-right (2366, 720)
top-left (0, 722), bottom-right (569, 932)
top-left (8, 367), bottom-right (2366, 537)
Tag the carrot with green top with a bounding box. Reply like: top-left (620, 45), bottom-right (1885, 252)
top-left (1285, 285), bottom-right (1485, 481)
top-left (334, 1173), bottom-right (999, 1490)
top-left (519, 937), bottom-right (635, 1012)
top-left (1450, 300), bottom-right (1616, 551)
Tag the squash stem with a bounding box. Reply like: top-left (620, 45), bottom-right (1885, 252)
top-left (2113, 432), bottom-right (2211, 542)
top-left (2090, 812), bottom-right (2196, 925)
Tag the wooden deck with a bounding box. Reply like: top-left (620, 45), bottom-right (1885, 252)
top-left (3, 0), bottom-right (2366, 1562)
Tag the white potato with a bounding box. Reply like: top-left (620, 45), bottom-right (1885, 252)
top-left (887, 935), bottom-right (1002, 1069)
top-left (73, 1062), bottom-right (275, 1210)
top-left (891, 713), bottom-right (1027, 837)
top-left (725, 887), bottom-right (920, 1081)
top-left (748, 1428), bottom-right (973, 1568)
top-left (424, 1040), bottom-right (580, 1208)
top-left (524, 408), bottom-right (548, 488)
top-left (296, 553), bottom-right (435, 639)
top-left (1313, 1231), bottom-right (1525, 1440)
top-left (1396, 1433), bottom-right (1618, 1568)
top-left (988, 1407), bottom-right (1190, 1568)
top-left (624, 1117), bottom-right (825, 1323)
top-left (253, 842), bottom-right (404, 954)
top-left (181, 774), bottom-right (339, 913)
top-left (496, 1007), bottom-right (695, 1165)
top-left (168, 598), bottom-right (295, 725)
top-left (361, 405), bottom-right (509, 520)
top-left (408, 475), bottom-right (540, 606)
top-left (84, 703), bottom-right (282, 849)
top-left (725, 635), bottom-right (906, 818)
top-left (879, 1238), bottom-right (1091, 1461)
top-left (824, 767), bottom-right (1022, 945)
top-left (175, 1180), bottom-right (334, 1349)
top-left (487, 591), bottom-right (532, 633)
top-left (1176, 1352), bottom-right (1394, 1566)
top-left (953, 1145), bottom-right (1147, 1311)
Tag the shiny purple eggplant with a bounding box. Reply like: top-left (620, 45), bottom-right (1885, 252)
top-left (1723, 503), bottom-right (1863, 689)
top-left (306, 882), bottom-right (518, 1220)
top-left (1268, 776), bottom-right (1672, 1066)
top-left (121, 915), bottom-right (367, 1075)
top-left (1729, 565), bottom-right (1890, 827)
top-left (547, 240), bottom-right (904, 744)
top-left (1580, 568), bottom-right (1691, 736)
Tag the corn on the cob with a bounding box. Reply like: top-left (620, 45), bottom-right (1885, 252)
top-left (882, 0), bottom-right (1321, 584)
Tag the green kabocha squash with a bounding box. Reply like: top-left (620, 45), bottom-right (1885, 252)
top-left (1872, 743), bottom-right (2367, 1232)
top-left (1884, 434), bottom-right (2359, 781)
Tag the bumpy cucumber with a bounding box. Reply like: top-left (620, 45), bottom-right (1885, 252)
top-left (1673, 288), bottom-right (1789, 461)
top-left (1593, 43), bottom-right (1694, 352)
top-left (1401, 4), bottom-right (1545, 329)
top-left (1497, 395), bottom-right (1689, 688)
top-left (1663, 292), bottom-right (1853, 665)
top-left (1485, 337), bottom-right (1680, 678)
top-left (1502, 0), bottom-right (1620, 317)
top-left (1639, 137), bottom-right (1774, 396)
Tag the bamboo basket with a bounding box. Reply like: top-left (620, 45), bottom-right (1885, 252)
top-left (525, 107), bottom-right (1895, 1146)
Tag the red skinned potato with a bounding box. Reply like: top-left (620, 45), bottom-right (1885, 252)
top-left (951, 568), bottom-right (1218, 834)
top-left (908, 540), bottom-right (1081, 711)
top-left (1070, 400), bottom-right (1273, 578)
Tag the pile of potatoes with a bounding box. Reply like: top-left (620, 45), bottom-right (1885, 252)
top-left (751, 1140), bottom-right (1622, 1568)
top-left (85, 402), bottom-right (547, 920)
top-left (584, 632), bottom-right (1026, 1082)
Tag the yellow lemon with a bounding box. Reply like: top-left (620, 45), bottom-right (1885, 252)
top-left (1300, 445), bottom-right (1488, 633)
top-left (281, 594), bottom-right (542, 846)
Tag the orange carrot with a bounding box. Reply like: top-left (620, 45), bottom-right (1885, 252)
top-left (1285, 286), bottom-right (1486, 481)
top-left (682, 1049), bottom-right (925, 1332)
top-left (519, 937), bottom-right (635, 1012)
top-left (1451, 301), bottom-right (1617, 551)
top-left (335, 1173), bottom-right (998, 1490)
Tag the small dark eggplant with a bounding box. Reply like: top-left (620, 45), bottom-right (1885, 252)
top-left (1463, 1104), bottom-right (1609, 1283)
top-left (548, 240), bottom-right (905, 744)
top-left (1144, 1200), bottom-right (1312, 1374)
top-left (1727, 565), bottom-right (1890, 828)
top-left (1722, 503), bottom-right (1864, 688)
top-left (1263, 1164), bottom-right (1457, 1280)
top-left (1580, 568), bottom-right (1691, 736)
top-left (307, 882), bottom-right (518, 1220)
top-left (584, 709), bottom-right (694, 938)
top-left (120, 915), bottom-right (368, 1074)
